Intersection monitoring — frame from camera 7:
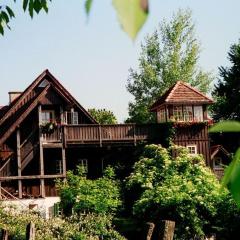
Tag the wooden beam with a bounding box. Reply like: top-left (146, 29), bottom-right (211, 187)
top-left (0, 85), bottom-right (50, 146)
top-left (0, 182), bottom-right (2, 200)
top-left (38, 105), bottom-right (45, 198)
top-left (0, 174), bottom-right (65, 181)
top-left (17, 128), bottom-right (22, 198)
top-left (62, 146), bottom-right (66, 177)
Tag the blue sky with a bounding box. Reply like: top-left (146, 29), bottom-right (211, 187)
top-left (1, 0), bottom-right (240, 122)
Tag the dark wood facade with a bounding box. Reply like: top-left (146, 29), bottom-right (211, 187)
top-left (0, 71), bottom-right (212, 199)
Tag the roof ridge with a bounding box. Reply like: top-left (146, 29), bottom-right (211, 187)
top-left (165, 81), bottom-right (181, 102)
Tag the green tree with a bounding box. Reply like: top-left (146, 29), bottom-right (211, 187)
top-left (88, 108), bottom-right (117, 124)
top-left (126, 9), bottom-right (213, 123)
top-left (127, 144), bottom-right (238, 239)
top-left (57, 166), bottom-right (122, 216)
top-left (211, 40), bottom-right (240, 121)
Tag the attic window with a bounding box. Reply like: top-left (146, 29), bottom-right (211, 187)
top-left (38, 79), bottom-right (49, 88)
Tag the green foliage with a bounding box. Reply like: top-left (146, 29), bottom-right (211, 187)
top-left (0, 205), bottom-right (125, 239)
top-left (57, 166), bottom-right (122, 215)
top-left (88, 108), bottom-right (117, 124)
top-left (210, 121), bottom-right (240, 208)
top-left (126, 9), bottom-right (213, 123)
top-left (0, 0), bottom-right (149, 39)
top-left (211, 40), bottom-right (240, 121)
top-left (113, 0), bottom-right (148, 40)
top-left (127, 144), bottom-right (234, 239)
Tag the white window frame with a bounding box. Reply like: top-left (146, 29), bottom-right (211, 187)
top-left (71, 111), bottom-right (79, 125)
top-left (183, 106), bottom-right (193, 122)
top-left (194, 106), bottom-right (203, 122)
top-left (186, 144), bottom-right (197, 155)
top-left (64, 111), bottom-right (79, 125)
top-left (41, 110), bottom-right (55, 124)
top-left (173, 106), bottom-right (183, 121)
top-left (157, 108), bottom-right (166, 122)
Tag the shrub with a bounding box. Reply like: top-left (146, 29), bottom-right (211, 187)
top-left (0, 205), bottom-right (125, 240)
top-left (127, 144), bottom-right (238, 239)
top-left (57, 166), bottom-right (122, 215)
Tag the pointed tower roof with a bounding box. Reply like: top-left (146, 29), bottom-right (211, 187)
top-left (150, 81), bottom-right (213, 111)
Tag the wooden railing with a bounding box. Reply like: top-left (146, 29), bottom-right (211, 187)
top-left (42, 127), bottom-right (62, 143)
top-left (64, 124), bottom-right (159, 144)
top-left (40, 124), bottom-right (159, 145)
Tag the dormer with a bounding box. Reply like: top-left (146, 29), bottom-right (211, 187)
top-left (150, 81), bottom-right (213, 123)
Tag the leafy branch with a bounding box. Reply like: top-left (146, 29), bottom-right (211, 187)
top-left (0, 0), bottom-right (149, 39)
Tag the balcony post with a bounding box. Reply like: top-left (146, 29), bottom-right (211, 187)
top-left (38, 105), bottom-right (45, 197)
top-left (17, 128), bottom-right (22, 198)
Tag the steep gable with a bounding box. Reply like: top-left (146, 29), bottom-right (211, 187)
top-left (0, 70), bottom-right (97, 145)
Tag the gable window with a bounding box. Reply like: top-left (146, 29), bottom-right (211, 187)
top-left (194, 106), bottom-right (203, 122)
top-left (157, 108), bottom-right (166, 122)
top-left (173, 106), bottom-right (183, 121)
top-left (38, 79), bottom-right (49, 88)
top-left (186, 145), bottom-right (197, 155)
top-left (41, 110), bottom-right (55, 124)
top-left (183, 106), bottom-right (193, 121)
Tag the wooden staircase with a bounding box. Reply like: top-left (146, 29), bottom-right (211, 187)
top-left (20, 129), bottom-right (39, 172)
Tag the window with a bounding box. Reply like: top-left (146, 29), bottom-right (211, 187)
top-left (38, 79), bottom-right (49, 88)
top-left (72, 112), bottom-right (79, 125)
top-left (41, 110), bottom-right (55, 124)
top-left (186, 145), bottom-right (197, 155)
top-left (78, 158), bottom-right (88, 172)
top-left (173, 106), bottom-right (183, 121)
top-left (64, 111), bottom-right (79, 125)
top-left (213, 157), bottom-right (223, 169)
top-left (183, 106), bottom-right (193, 121)
top-left (194, 106), bottom-right (203, 122)
top-left (157, 108), bottom-right (166, 122)
top-left (56, 159), bottom-right (63, 174)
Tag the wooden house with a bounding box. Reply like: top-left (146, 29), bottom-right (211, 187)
top-left (150, 81), bottom-right (213, 166)
top-left (0, 72), bottom-right (214, 202)
top-left (210, 145), bottom-right (231, 179)
top-left (0, 70), bottom-right (161, 200)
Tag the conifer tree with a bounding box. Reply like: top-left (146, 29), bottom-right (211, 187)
top-left (212, 40), bottom-right (240, 121)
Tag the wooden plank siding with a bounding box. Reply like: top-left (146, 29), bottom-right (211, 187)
top-left (173, 124), bottom-right (211, 165)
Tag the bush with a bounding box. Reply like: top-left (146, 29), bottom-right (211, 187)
top-left (127, 144), bottom-right (238, 239)
top-left (0, 205), bottom-right (125, 240)
top-left (57, 166), bottom-right (122, 215)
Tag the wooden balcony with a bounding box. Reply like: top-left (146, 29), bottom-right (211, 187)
top-left (42, 124), bottom-right (160, 146)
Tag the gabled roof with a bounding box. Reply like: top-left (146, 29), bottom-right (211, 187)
top-left (150, 81), bottom-right (213, 111)
top-left (0, 70), bottom-right (97, 145)
top-left (210, 145), bottom-right (231, 160)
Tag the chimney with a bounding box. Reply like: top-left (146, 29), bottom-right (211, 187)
top-left (8, 92), bottom-right (22, 104)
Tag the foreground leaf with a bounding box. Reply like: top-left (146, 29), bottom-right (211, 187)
top-left (209, 120), bottom-right (240, 132)
top-left (221, 148), bottom-right (240, 206)
top-left (112, 0), bottom-right (149, 40)
top-left (85, 0), bottom-right (93, 16)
